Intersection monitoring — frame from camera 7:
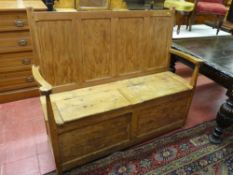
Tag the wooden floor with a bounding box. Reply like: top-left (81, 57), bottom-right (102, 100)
top-left (0, 63), bottom-right (226, 175)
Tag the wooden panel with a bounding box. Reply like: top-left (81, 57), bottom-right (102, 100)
top-left (31, 10), bottom-right (174, 87)
top-left (81, 18), bottom-right (113, 83)
top-left (116, 17), bottom-right (144, 76)
top-left (35, 20), bottom-right (76, 85)
top-left (55, 89), bottom-right (130, 123)
top-left (0, 51), bottom-right (32, 73)
top-left (134, 92), bottom-right (190, 138)
top-left (118, 72), bottom-right (191, 104)
top-left (59, 113), bottom-right (131, 163)
top-left (144, 16), bottom-right (173, 71)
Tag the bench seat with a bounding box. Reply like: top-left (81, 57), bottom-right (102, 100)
top-left (39, 71), bottom-right (193, 170)
top-left (41, 71), bottom-right (192, 125)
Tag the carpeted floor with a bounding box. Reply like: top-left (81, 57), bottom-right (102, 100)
top-left (47, 120), bottom-right (233, 175)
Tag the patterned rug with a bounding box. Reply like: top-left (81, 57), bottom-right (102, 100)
top-left (49, 120), bottom-right (233, 175)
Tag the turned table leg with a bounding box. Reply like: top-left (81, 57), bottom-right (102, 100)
top-left (209, 88), bottom-right (233, 144)
top-left (169, 56), bottom-right (177, 73)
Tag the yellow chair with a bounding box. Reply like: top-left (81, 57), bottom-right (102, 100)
top-left (164, 0), bottom-right (194, 34)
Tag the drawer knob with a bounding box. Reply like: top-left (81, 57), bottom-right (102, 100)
top-left (26, 76), bottom-right (34, 83)
top-left (15, 20), bottom-right (25, 27)
top-left (21, 58), bottom-right (31, 65)
top-left (18, 39), bottom-right (28, 46)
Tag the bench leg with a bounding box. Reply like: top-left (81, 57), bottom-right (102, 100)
top-left (209, 87), bottom-right (233, 144)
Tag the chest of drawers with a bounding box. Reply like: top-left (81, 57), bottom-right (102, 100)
top-left (0, 0), bottom-right (47, 103)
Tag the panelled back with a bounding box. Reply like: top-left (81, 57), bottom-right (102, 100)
top-left (29, 10), bottom-right (174, 87)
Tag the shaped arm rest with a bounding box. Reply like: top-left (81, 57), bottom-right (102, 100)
top-left (32, 65), bottom-right (53, 95)
top-left (32, 65), bottom-right (60, 170)
top-left (169, 48), bottom-right (203, 87)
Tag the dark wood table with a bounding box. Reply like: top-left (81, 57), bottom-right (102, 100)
top-left (171, 36), bottom-right (233, 144)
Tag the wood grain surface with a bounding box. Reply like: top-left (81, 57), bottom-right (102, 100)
top-left (29, 10), bottom-right (201, 175)
top-left (30, 10), bottom-right (174, 87)
top-left (0, 1), bottom-right (46, 103)
top-left (0, 0), bottom-right (47, 11)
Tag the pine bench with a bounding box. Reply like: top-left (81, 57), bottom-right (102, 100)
top-left (28, 9), bottom-right (202, 174)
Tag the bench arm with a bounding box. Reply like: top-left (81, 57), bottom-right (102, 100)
top-left (169, 48), bottom-right (203, 87)
top-left (32, 65), bottom-right (61, 172)
top-left (32, 65), bottom-right (53, 95)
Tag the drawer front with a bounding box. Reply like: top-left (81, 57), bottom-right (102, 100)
top-left (0, 31), bottom-right (31, 53)
top-left (0, 12), bottom-right (28, 31)
top-left (0, 70), bottom-right (36, 92)
top-left (0, 30), bottom-right (29, 39)
top-left (0, 52), bottom-right (33, 73)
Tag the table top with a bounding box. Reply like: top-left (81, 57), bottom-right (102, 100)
top-left (172, 36), bottom-right (233, 78)
top-left (0, 0), bottom-right (47, 11)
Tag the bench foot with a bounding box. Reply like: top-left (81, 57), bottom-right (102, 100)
top-left (209, 127), bottom-right (223, 144)
top-left (209, 88), bottom-right (233, 144)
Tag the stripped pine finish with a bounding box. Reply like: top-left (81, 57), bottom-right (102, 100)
top-left (28, 9), bottom-right (202, 175)
top-left (30, 10), bottom-right (174, 86)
